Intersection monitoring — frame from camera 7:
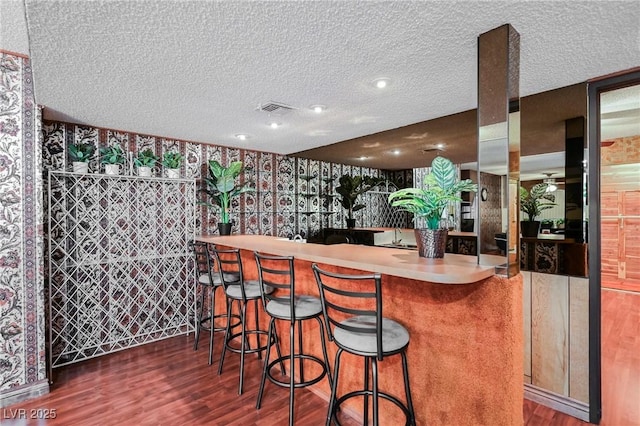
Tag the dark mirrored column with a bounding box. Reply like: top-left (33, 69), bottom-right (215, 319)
top-left (477, 24), bottom-right (520, 276)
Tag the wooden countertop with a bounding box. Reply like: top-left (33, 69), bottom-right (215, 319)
top-left (197, 234), bottom-right (496, 284)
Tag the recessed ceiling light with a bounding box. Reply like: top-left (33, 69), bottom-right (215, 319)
top-left (373, 78), bottom-right (390, 89)
top-left (436, 143), bottom-right (445, 149)
top-left (359, 156), bottom-right (369, 161)
top-left (269, 122), bottom-right (280, 129)
top-left (392, 149), bottom-right (400, 155)
top-left (311, 104), bottom-right (326, 113)
top-left (235, 134), bottom-right (249, 141)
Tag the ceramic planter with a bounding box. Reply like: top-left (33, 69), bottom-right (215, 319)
top-left (104, 164), bottom-right (120, 175)
top-left (414, 228), bottom-right (448, 258)
top-left (520, 221), bottom-right (540, 238)
top-left (72, 161), bottom-right (89, 173)
top-left (138, 166), bottom-right (152, 177)
top-left (218, 222), bottom-right (232, 235)
top-left (166, 168), bottom-right (180, 179)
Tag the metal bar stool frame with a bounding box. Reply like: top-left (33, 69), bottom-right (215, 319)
top-left (212, 246), bottom-right (274, 395)
top-left (312, 263), bottom-right (416, 426)
top-left (254, 252), bottom-right (332, 426)
top-left (190, 241), bottom-right (238, 365)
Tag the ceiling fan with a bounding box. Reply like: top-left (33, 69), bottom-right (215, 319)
top-left (542, 172), bottom-right (564, 192)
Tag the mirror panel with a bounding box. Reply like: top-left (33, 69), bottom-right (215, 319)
top-left (477, 24), bottom-right (520, 276)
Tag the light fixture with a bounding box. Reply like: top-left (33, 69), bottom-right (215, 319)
top-left (373, 78), bottom-right (390, 89)
top-left (359, 156), bottom-right (369, 161)
top-left (543, 173), bottom-right (558, 192)
top-left (310, 104), bottom-right (326, 113)
top-left (436, 143), bottom-right (444, 149)
top-left (269, 122), bottom-right (280, 129)
top-left (392, 149), bottom-right (400, 155)
top-left (235, 134), bottom-right (249, 141)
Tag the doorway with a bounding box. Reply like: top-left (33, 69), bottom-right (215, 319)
top-left (599, 84), bottom-right (640, 292)
top-left (589, 71), bottom-right (640, 425)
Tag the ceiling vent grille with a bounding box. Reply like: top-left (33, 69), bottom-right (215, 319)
top-left (257, 101), bottom-right (296, 114)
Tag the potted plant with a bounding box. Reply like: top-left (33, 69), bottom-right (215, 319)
top-left (69, 142), bottom-right (95, 173)
top-left (388, 156), bottom-right (477, 258)
top-left (335, 174), bottom-right (384, 228)
top-left (162, 151), bottom-right (184, 178)
top-left (134, 149), bottom-right (158, 177)
top-left (200, 159), bottom-right (254, 235)
top-left (100, 145), bottom-right (125, 175)
top-left (519, 183), bottom-right (556, 237)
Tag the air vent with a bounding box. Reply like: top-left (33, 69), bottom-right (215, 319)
top-left (257, 101), bottom-right (296, 114)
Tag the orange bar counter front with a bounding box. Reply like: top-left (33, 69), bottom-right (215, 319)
top-left (197, 235), bottom-right (523, 426)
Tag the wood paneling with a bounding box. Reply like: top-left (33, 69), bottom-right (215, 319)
top-left (568, 277), bottom-right (589, 403)
top-left (531, 273), bottom-right (569, 394)
top-left (523, 271), bottom-right (532, 378)
top-left (601, 161), bottom-right (640, 284)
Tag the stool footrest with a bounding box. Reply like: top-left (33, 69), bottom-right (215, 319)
top-left (198, 312), bottom-right (239, 333)
top-left (266, 353), bottom-right (328, 389)
top-left (224, 329), bottom-right (271, 356)
top-left (332, 389), bottom-right (414, 426)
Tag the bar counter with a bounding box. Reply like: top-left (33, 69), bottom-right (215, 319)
top-left (197, 234), bottom-right (523, 425)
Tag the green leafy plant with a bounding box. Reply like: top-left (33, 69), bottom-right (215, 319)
top-left (69, 143), bottom-right (95, 162)
top-left (388, 156), bottom-right (477, 230)
top-left (161, 151), bottom-right (184, 169)
top-left (199, 160), bottom-right (254, 224)
top-left (335, 174), bottom-right (385, 220)
top-left (519, 183), bottom-right (556, 222)
top-left (134, 149), bottom-right (159, 168)
top-left (100, 145), bottom-right (125, 165)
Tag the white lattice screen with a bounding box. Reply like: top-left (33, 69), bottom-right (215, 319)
top-left (48, 172), bottom-right (195, 370)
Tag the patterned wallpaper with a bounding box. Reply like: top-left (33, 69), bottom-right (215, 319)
top-left (42, 122), bottom-right (411, 239)
top-left (0, 51), bottom-right (47, 396)
top-left (479, 172), bottom-right (503, 252)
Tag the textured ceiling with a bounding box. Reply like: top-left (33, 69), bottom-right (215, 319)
top-left (16, 1), bottom-right (640, 168)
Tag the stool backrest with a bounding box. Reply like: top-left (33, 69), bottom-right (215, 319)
top-left (190, 240), bottom-right (214, 280)
top-left (210, 246), bottom-right (247, 297)
top-left (311, 263), bottom-right (384, 360)
top-left (254, 252), bottom-right (295, 320)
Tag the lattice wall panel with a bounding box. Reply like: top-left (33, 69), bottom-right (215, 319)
top-left (48, 172), bottom-right (195, 368)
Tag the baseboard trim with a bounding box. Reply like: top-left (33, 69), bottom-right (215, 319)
top-left (0, 379), bottom-right (50, 408)
top-left (524, 383), bottom-right (590, 422)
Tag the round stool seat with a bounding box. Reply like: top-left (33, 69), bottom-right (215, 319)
top-left (266, 295), bottom-right (323, 320)
top-left (333, 316), bottom-right (410, 355)
top-left (225, 280), bottom-right (273, 299)
top-left (199, 272), bottom-right (239, 285)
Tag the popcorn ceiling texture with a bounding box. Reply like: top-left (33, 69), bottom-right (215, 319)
top-left (22, 1), bottom-right (640, 156)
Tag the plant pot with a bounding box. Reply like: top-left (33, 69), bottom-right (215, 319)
top-left (346, 218), bottom-right (356, 228)
top-left (104, 164), bottom-right (120, 175)
top-left (218, 222), bottom-right (232, 235)
top-left (414, 228), bottom-right (448, 258)
top-left (520, 221), bottom-right (540, 238)
top-left (166, 168), bottom-right (180, 179)
top-left (72, 161), bottom-right (89, 173)
top-left (138, 166), bottom-right (152, 177)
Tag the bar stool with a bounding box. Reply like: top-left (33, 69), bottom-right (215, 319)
top-left (312, 263), bottom-right (416, 426)
top-left (211, 246), bottom-right (274, 395)
top-left (254, 252), bottom-right (332, 426)
top-left (190, 241), bottom-right (238, 365)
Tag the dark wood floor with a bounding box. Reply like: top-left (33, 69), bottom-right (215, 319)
top-left (6, 288), bottom-right (639, 425)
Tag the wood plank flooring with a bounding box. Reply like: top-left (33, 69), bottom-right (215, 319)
top-left (5, 288), bottom-right (639, 425)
